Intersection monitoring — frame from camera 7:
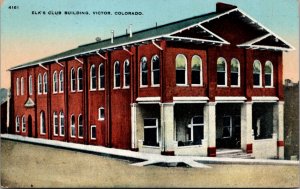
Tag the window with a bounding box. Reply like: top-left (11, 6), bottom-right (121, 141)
top-left (253, 60), bottom-right (262, 87)
top-left (71, 68), bottom-right (76, 92)
top-left (40, 111), bottom-right (46, 134)
top-left (176, 54), bottom-right (187, 85)
top-left (53, 112), bottom-right (58, 136)
top-left (217, 57), bottom-right (227, 86)
top-left (78, 114), bottom-right (83, 138)
top-left (231, 58), bottom-right (240, 87)
top-left (70, 115), bottom-right (76, 137)
top-left (114, 61), bottom-right (120, 88)
top-left (265, 61), bottom-right (273, 87)
top-left (77, 67), bottom-right (83, 91)
top-left (124, 59), bottom-right (130, 88)
top-left (90, 64), bottom-right (97, 90)
top-left (15, 116), bottom-right (20, 132)
top-left (91, 125), bottom-right (96, 140)
top-left (99, 63), bottom-right (105, 89)
top-left (59, 111), bottom-right (64, 136)
top-left (43, 73), bottom-right (47, 94)
top-left (187, 116), bottom-right (204, 145)
top-left (38, 74), bottom-right (42, 94)
top-left (22, 115), bottom-right (26, 132)
top-left (143, 118), bottom-right (159, 146)
top-left (21, 77), bottom-right (24, 95)
top-left (98, 107), bottom-right (105, 120)
top-left (222, 116), bottom-right (232, 138)
top-left (53, 71), bottom-right (58, 93)
top-left (151, 55), bottom-right (160, 86)
top-left (16, 78), bottom-right (20, 96)
top-left (140, 57), bottom-right (148, 87)
top-left (59, 70), bottom-right (64, 92)
top-left (29, 75), bottom-right (32, 95)
top-left (191, 55), bottom-right (202, 85)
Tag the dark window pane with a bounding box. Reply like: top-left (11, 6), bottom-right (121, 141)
top-left (92, 126), bottom-right (96, 139)
top-left (142, 72), bottom-right (147, 85)
top-left (100, 109), bottom-right (105, 118)
top-left (253, 73), bottom-right (260, 86)
top-left (217, 72), bottom-right (225, 85)
top-left (231, 73), bottom-right (238, 86)
top-left (79, 126), bottom-right (83, 137)
top-left (223, 117), bottom-right (230, 126)
top-left (193, 126), bottom-right (203, 145)
top-left (153, 70), bottom-right (160, 85)
top-left (192, 70), bottom-right (200, 84)
top-left (115, 75), bottom-right (120, 87)
top-left (265, 75), bottom-right (271, 86)
top-left (193, 116), bottom-right (203, 124)
top-left (100, 76), bottom-right (105, 88)
top-left (176, 70), bottom-right (185, 84)
top-left (144, 128), bottom-right (158, 146)
top-left (144, 119), bottom-right (156, 126)
top-left (92, 78), bottom-right (96, 89)
top-left (222, 127), bottom-right (230, 138)
top-left (125, 74), bottom-right (130, 86)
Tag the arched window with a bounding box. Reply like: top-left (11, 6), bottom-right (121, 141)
top-left (16, 78), bottom-right (20, 96)
top-left (70, 114), bottom-right (76, 137)
top-left (40, 111), bottom-right (46, 134)
top-left (140, 57), bottom-right (148, 87)
top-left (176, 54), bottom-right (187, 85)
top-left (38, 74), bottom-right (42, 94)
top-left (15, 116), bottom-right (20, 132)
top-left (124, 59), bottom-right (130, 88)
top-left (217, 57), bottom-right (227, 86)
top-left (71, 68), bottom-right (76, 92)
top-left (29, 75), bottom-right (32, 95)
top-left (191, 55), bottom-right (202, 85)
top-left (231, 58), bottom-right (240, 87)
top-left (53, 112), bottom-right (58, 136)
top-left (77, 67), bottom-right (83, 91)
top-left (253, 60), bottom-right (262, 87)
top-left (114, 61), bottom-right (120, 88)
top-left (151, 55), bottom-right (160, 86)
top-left (21, 77), bottom-right (24, 95)
top-left (43, 73), bottom-right (47, 94)
top-left (59, 70), bottom-right (64, 92)
top-left (265, 61), bottom-right (273, 87)
top-left (99, 63), bottom-right (105, 89)
top-left (59, 111), bottom-right (64, 136)
top-left (90, 64), bottom-right (96, 90)
top-left (98, 107), bottom-right (105, 120)
top-left (22, 115), bottom-right (26, 132)
top-left (53, 71), bottom-right (58, 93)
top-left (78, 114), bottom-right (83, 138)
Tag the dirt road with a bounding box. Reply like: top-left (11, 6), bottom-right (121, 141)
top-left (1, 139), bottom-right (299, 188)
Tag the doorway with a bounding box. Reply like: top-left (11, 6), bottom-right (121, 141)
top-left (28, 115), bottom-right (32, 137)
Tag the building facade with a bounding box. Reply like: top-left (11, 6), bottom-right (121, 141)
top-left (9, 3), bottom-right (293, 159)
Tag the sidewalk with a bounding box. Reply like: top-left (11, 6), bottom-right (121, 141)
top-left (1, 134), bottom-right (298, 168)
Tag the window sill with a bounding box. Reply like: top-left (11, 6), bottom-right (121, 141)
top-left (123, 87), bottom-right (130, 89)
top-left (70, 90), bottom-right (76, 93)
top-left (78, 136), bottom-right (84, 139)
top-left (151, 85), bottom-right (160, 88)
top-left (53, 92), bottom-right (58, 94)
top-left (70, 136), bottom-right (76, 138)
top-left (53, 134), bottom-right (58, 136)
top-left (230, 85), bottom-right (240, 88)
top-left (59, 134), bottom-right (65, 137)
top-left (40, 133), bottom-right (46, 135)
top-left (176, 84), bottom-right (189, 87)
top-left (113, 87), bottom-right (121, 90)
top-left (59, 91), bottom-right (64, 93)
top-left (91, 138), bottom-right (96, 140)
top-left (98, 118), bottom-right (105, 121)
top-left (90, 89), bottom-right (97, 92)
top-left (77, 90), bottom-right (83, 92)
top-left (191, 84), bottom-right (203, 87)
top-left (253, 86), bottom-right (263, 88)
top-left (217, 85), bottom-right (228, 88)
top-left (140, 85), bottom-right (148, 88)
top-left (265, 86), bottom-right (274, 88)
top-left (98, 88), bottom-right (105, 91)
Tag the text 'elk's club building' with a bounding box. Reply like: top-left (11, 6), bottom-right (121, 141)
top-left (9, 3), bottom-right (294, 159)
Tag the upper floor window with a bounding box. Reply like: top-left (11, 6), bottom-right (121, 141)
top-left (176, 54), bottom-right (187, 85)
top-left (114, 61), bottom-right (120, 88)
top-left (151, 55), bottom-right (160, 86)
top-left (59, 70), bottom-right (64, 92)
top-left (265, 61), bottom-right (273, 87)
top-left (53, 112), bottom-right (58, 136)
top-left (15, 116), bottom-right (20, 132)
top-left (217, 57), bottom-right (227, 86)
top-left (231, 58), bottom-right (240, 87)
top-left (29, 75), bottom-right (33, 95)
top-left (91, 125), bottom-right (96, 140)
top-left (22, 115), bottom-right (26, 132)
top-left (43, 73), bottom-right (47, 94)
top-left (140, 57), bottom-right (148, 87)
top-left (21, 77), bottom-right (24, 95)
top-left (38, 74), bottom-right (42, 94)
top-left (98, 107), bottom-right (105, 120)
top-left (191, 55), bottom-right (202, 85)
top-left (53, 71), bottom-right (58, 93)
top-left (124, 59), bottom-right (130, 88)
top-left (90, 64), bottom-right (96, 90)
top-left (78, 114), bottom-right (83, 139)
top-left (253, 60), bottom-right (262, 87)
top-left (99, 63), bottom-right (105, 90)
top-left (77, 67), bottom-right (83, 91)
top-left (71, 68), bottom-right (76, 92)
top-left (16, 78), bottom-right (20, 96)
top-left (70, 114), bottom-right (76, 137)
top-left (40, 111), bottom-right (46, 134)
top-left (59, 111), bottom-right (65, 136)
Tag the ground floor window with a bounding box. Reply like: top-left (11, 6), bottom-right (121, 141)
top-left (70, 115), bottom-right (76, 137)
top-left (78, 115), bottom-right (83, 138)
top-left (222, 116), bottom-right (232, 138)
top-left (143, 118), bottom-right (159, 146)
top-left (53, 112), bottom-right (58, 136)
top-left (91, 125), bottom-right (96, 140)
top-left (253, 103), bottom-right (273, 140)
top-left (15, 116), bottom-right (20, 132)
top-left (187, 116), bottom-right (204, 145)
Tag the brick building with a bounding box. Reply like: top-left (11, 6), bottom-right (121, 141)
top-left (9, 3), bottom-right (294, 158)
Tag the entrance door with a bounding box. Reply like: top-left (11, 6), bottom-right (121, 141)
top-left (218, 115), bottom-right (241, 148)
top-left (28, 115), bottom-right (32, 137)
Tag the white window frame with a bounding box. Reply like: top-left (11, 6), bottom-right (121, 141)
top-left (21, 77), bottom-right (24, 95)
top-left (222, 115), bottom-right (232, 138)
top-left (29, 75), bottom-right (33, 95)
top-left (53, 112), bottom-right (58, 136)
top-left (77, 67), bottom-right (83, 92)
top-left (78, 114), bottom-right (83, 139)
top-left (230, 58), bottom-right (240, 87)
top-left (187, 116), bottom-right (204, 143)
top-left (21, 115), bottom-right (26, 132)
top-left (71, 68), bottom-right (76, 92)
top-left (40, 111), bottom-right (46, 135)
top-left (91, 125), bottom-right (96, 140)
top-left (53, 71), bottom-right (58, 93)
top-left (59, 111), bottom-right (65, 136)
top-left (265, 60), bottom-right (274, 88)
top-left (98, 107), bottom-right (105, 121)
top-left (98, 63), bottom-right (105, 90)
top-left (175, 54), bottom-right (188, 86)
top-left (90, 64), bottom-right (97, 91)
top-left (59, 70), bottom-right (64, 93)
top-left (38, 74), bottom-right (42, 95)
top-left (140, 57), bottom-right (148, 88)
top-left (43, 73), bottom-right (47, 94)
top-left (16, 78), bottom-right (20, 96)
top-left (123, 59), bottom-right (130, 88)
top-left (70, 114), bottom-right (76, 138)
top-left (15, 116), bottom-right (20, 132)
top-left (217, 57), bottom-right (227, 87)
top-left (253, 60), bottom-right (262, 88)
top-left (114, 61), bottom-right (121, 89)
top-left (143, 118), bottom-right (159, 145)
top-left (191, 55), bottom-right (203, 86)
top-left (151, 55), bottom-right (160, 87)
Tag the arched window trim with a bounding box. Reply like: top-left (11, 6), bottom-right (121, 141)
top-left (98, 107), bottom-right (105, 121)
top-left (21, 77), bottom-right (24, 95)
top-left (53, 71), bottom-right (58, 93)
top-left (43, 73), bottom-right (47, 94)
top-left (123, 59), bottom-right (130, 88)
top-left (16, 78), bottom-right (20, 96)
top-left (98, 63), bottom-right (105, 90)
top-left (217, 57), bottom-right (227, 87)
top-left (71, 68), bottom-right (76, 92)
top-left (59, 111), bottom-right (65, 136)
top-left (140, 57), bottom-right (148, 87)
top-left (70, 114), bottom-right (76, 138)
top-left (176, 54), bottom-right (188, 86)
top-left (21, 115), bottom-right (26, 132)
top-left (78, 114), bottom-right (83, 139)
top-left (151, 55), bottom-right (160, 87)
top-left (59, 70), bottom-right (64, 93)
top-left (230, 58), bottom-right (240, 87)
top-left (265, 60), bottom-right (274, 88)
top-left (40, 111), bottom-right (46, 135)
top-left (191, 55), bottom-right (203, 86)
top-left (53, 111), bottom-right (58, 136)
top-left (114, 61), bottom-right (120, 89)
top-left (15, 116), bottom-right (20, 132)
top-left (253, 60), bottom-right (262, 87)
top-left (90, 64), bottom-right (97, 91)
top-left (77, 67), bottom-right (83, 92)
top-left (29, 75), bottom-right (33, 95)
